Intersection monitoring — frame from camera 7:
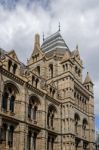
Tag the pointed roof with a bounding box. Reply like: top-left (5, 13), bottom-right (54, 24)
top-left (84, 72), bottom-right (93, 84)
top-left (41, 31), bottom-right (69, 53)
top-left (7, 49), bottom-right (20, 63)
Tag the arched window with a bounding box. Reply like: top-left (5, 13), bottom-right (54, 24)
top-left (27, 130), bottom-right (37, 150)
top-left (2, 83), bottom-right (19, 113)
top-left (74, 113), bottom-right (80, 134)
top-left (47, 136), bottom-right (55, 150)
top-left (49, 64), bottom-right (53, 78)
top-left (8, 60), bottom-right (12, 71)
top-left (28, 95), bottom-right (40, 121)
top-left (0, 124), bottom-right (14, 148)
top-left (13, 64), bottom-right (17, 74)
top-left (47, 105), bottom-right (57, 129)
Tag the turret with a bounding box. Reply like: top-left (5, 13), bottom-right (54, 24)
top-left (83, 72), bottom-right (94, 93)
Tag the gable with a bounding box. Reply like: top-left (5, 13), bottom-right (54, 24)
top-left (7, 50), bottom-right (20, 63)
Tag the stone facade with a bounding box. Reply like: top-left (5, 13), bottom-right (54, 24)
top-left (0, 31), bottom-right (95, 150)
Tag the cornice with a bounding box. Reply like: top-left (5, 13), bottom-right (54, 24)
top-left (0, 67), bottom-right (25, 85)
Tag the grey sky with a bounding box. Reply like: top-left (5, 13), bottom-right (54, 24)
top-left (0, 0), bottom-right (99, 128)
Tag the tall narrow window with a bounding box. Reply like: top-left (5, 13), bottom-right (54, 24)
top-left (28, 95), bottom-right (40, 122)
top-left (8, 126), bottom-right (14, 148)
top-left (51, 114), bottom-right (54, 128)
top-left (74, 113), bottom-right (80, 134)
top-left (82, 119), bottom-right (88, 137)
top-left (47, 105), bottom-right (57, 129)
top-left (63, 65), bottom-right (65, 71)
top-left (47, 136), bottom-right (54, 150)
top-left (47, 136), bottom-right (50, 150)
top-left (2, 124), bottom-right (7, 144)
top-left (27, 131), bottom-right (31, 150)
top-left (37, 66), bottom-right (40, 76)
top-left (51, 138), bottom-right (54, 150)
top-left (49, 64), bottom-right (53, 78)
top-left (32, 76), bottom-right (35, 85)
top-left (75, 121), bottom-right (78, 134)
top-left (33, 106), bottom-right (37, 120)
top-left (28, 104), bottom-right (32, 119)
top-left (2, 83), bottom-right (19, 114)
top-left (13, 64), bottom-right (17, 74)
top-left (35, 78), bottom-right (39, 88)
top-left (33, 133), bottom-right (37, 150)
top-left (47, 112), bottom-right (50, 127)
top-left (2, 92), bottom-right (8, 111)
top-left (10, 95), bottom-right (15, 113)
top-left (8, 60), bottom-right (12, 71)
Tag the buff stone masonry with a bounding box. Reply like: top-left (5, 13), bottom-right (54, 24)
top-left (0, 31), bottom-right (95, 150)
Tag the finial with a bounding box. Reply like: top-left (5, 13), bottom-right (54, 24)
top-left (76, 44), bottom-right (78, 50)
top-left (43, 32), bottom-right (45, 42)
top-left (58, 22), bottom-right (61, 31)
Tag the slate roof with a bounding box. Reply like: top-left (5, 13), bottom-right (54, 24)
top-left (41, 31), bottom-right (69, 54)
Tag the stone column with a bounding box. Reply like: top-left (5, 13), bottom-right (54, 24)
top-left (31, 107), bottom-right (33, 121)
top-left (6, 124), bottom-right (10, 149)
top-left (7, 96), bottom-right (11, 112)
top-left (13, 130), bottom-right (16, 150)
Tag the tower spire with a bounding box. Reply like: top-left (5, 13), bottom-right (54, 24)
top-left (58, 22), bottom-right (61, 32)
top-left (43, 32), bottom-right (45, 42)
top-left (76, 44), bottom-right (78, 50)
